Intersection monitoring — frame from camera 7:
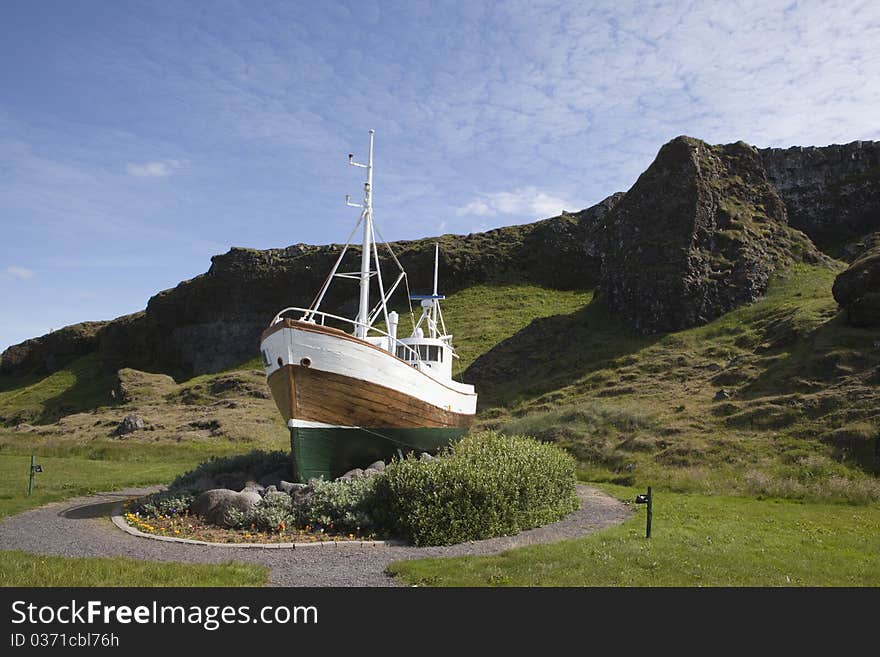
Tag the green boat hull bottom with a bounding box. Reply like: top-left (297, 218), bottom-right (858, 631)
top-left (290, 425), bottom-right (468, 482)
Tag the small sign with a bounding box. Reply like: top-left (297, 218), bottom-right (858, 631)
top-left (33, 465), bottom-right (43, 473)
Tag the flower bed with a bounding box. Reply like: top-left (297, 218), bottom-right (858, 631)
top-left (124, 432), bottom-right (578, 546)
top-left (122, 505), bottom-right (375, 544)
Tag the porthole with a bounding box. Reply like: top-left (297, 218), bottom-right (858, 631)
top-left (300, 357), bottom-right (312, 368)
top-left (277, 357), bottom-right (284, 367)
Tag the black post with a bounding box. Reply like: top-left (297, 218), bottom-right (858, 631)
top-left (646, 486), bottom-right (652, 539)
top-left (28, 453), bottom-right (35, 496)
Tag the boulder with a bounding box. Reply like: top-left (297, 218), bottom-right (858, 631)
top-left (191, 488), bottom-right (262, 527)
top-left (337, 468), bottom-right (364, 481)
top-left (833, 236), bottom-right (880, 327)
top-left (115, 414), bottom-right (145, 436)
top-left (713, 389), bottom-right (733, 401)
top-left (241, 481), bottom-right (265, 495)
top-left (277, 480), bottom-right (298, 493)
top-left (419, 452), bottom-right (436, 463)
top-left (366, 460), bottom-right (386, 472)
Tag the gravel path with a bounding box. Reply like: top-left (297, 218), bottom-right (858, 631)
top-left (0, 485), bottom-right (630, 586)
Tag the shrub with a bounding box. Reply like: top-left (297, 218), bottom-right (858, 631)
top-left (374, 431), bottom-right (579, 546)
top-left (168, 450), bottom-right (290, 491)
top-left (131, 490), bottom-right (195, 517)
top-left (299, 477), bottom-right (380, 533)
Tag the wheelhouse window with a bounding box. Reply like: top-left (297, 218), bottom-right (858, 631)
top-left (398, 344), bottom-right (443, 362)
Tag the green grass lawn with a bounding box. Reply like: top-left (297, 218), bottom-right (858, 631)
top-left (0, 453), bottom-right (270, 587)
top-left (0, 551), bottom-right (267, 587)
top-left (386, 485), bottom-right (880, 586)
top-left (0, 453), bottom-right (201, 519)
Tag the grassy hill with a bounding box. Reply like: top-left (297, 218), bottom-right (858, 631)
top-left (0, 262), bottom-right (877, 506)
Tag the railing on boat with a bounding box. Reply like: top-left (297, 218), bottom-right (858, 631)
top-left (269, 306), bottom-right (428, 365)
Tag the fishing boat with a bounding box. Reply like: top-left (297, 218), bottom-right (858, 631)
top-left (260, 130), bottom-right (477, 482)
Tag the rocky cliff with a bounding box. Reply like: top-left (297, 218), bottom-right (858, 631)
top-left (4, 135), bottom-right (879, 379)
top-left (2, 197), bottom-right (620, 379)
top-left (759, 140), bottom-right (880, 253)
top-left (598, 137), bottom-right (825, 334)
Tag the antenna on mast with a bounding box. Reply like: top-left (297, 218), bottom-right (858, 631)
top-left (433, 242), bottom-right (439, 297)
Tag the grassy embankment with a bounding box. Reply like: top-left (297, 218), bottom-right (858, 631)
top-left (468, 265), bottom-right (879, 503)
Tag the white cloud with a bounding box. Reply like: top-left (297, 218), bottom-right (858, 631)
top-left (125, 159), bottom-right (182, 178)
top-left (4, 266), bottom-right (35, 280)
top-left (457, 187), bottom-right (574, 219)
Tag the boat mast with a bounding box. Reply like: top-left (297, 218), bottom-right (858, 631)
top-left (351, 129), bottom-right (374, 339)
top-left (431, 243), bottom-right (439, 338)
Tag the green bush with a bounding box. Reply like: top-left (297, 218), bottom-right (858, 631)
top-left (169, 450), bottom-right (290, 491)
top-left (299, 476), bottom-right (380, 533)
top-left (374, 431), bottom-right (579, 546)
top-left (251, 494), bottom-right (298, 532)
top-left (131, 490), bottom-right (195, 517)
top-left (216, 494), bottom-right (299, 532)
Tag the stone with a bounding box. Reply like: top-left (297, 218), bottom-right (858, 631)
top-left (337, 468), bottom-right (364, 480)
top-left (277, 480), bottom-right (298, 493)
top-left (833, 235), bottom-right (880, 327)
top-left (363, 467), bottom-right (382, 477)
top-left (241, 481), bottom-right (265, 495)
top-left (286, 483), bottom-right (312, 506)
top-left (714, 389), bottom-right (733, 401)
top-left (419, 452), bottom-right (436, 463)
top-left (366, 460), bottom-right (386, 472)
top-left (115, 414), bottom-right (145, 435)
top-left (265, 485), bottom-right (278, 495)
top-left (191, 488), bottom-right (262, 526)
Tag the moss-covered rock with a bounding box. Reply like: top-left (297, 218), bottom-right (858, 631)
top-left (832, 232), bottom-right (880, 327)
top-left (598, 136), bottom-right (827, 334)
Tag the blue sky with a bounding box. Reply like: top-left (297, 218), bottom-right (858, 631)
top-left (2, 0), bottom-right (879, 351)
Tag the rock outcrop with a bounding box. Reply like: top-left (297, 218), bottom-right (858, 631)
top-left (599, 136), bottom-right (824, 334)
top-left (759, 141), bottom-right (880, 252)
top-left (1, 200), bottom-right (620, 379)
top-left (832, 231), bottom-right (880, 327)
top-left (4, 136), bottom-right (879, 373)
top-left (0, 321), bottom-right (108, 376)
